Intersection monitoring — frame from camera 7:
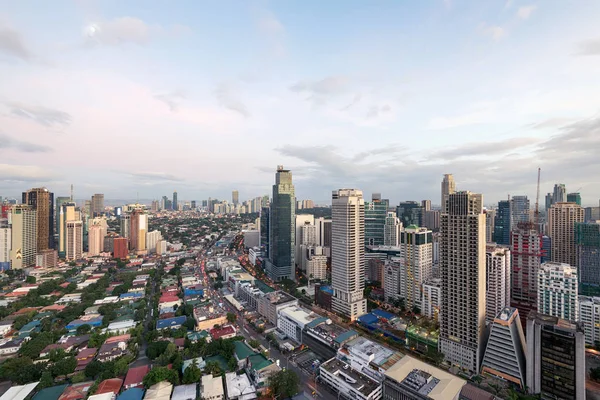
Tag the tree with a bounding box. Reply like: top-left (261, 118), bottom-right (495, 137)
top-left (70, 372), bottom-right (86, 384)
top-left (228, 357), bottom-right (238, 371)
top-left (76, 324), bottom-right (92, 335)
top-left (51, 356), bottom-right (77, 377)
top-left (268, 369), bottom-right (300, 399)
top-left (182, 361), bottom-right (202, 384)
top-left (146, 340), bottom-right (171, 359)
top-left (38, 371), bottom-right (54, 388)
top-left (26, 275), bottom-right (36, 284)
top-left (84, 360), bottom-right (104, 378)
top-left (143, 366), bottom-right (179, 388)
top-left (591, 366), bottom-right (600, 382)
top-left (213, 282), bottom-right (223, 290)
top-left (204, 361), bottom-right (223, 376)
top-left (226, 312), bottom-right (237, 324)
top-left (248, 339), bottom-right (260, 349)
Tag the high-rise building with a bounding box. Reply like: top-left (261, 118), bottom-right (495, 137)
top-left (146, 230), bottom-right (162, 253)
top-left (331, 189), bottom-right (367, 321)
top-left (55, 196), bottom-right (70, 236)
top-left (422, 278), bottom-right (441, 321)
top-left (259, 206), bottom-right (270, 254)
top-left (8, 205), bottom-right (37, 269)
top-left (421, 199), bottom-right (431, 211)
top-left (440, 191), bottom-right (486, 374)
top-left (396, 201), bottom-right (422, 227)
top-left (441, 174), bottom-right (456, 213)
top-left (87, 218), bottom-right (107, 257)
top-left (384, 212), bottom-right (401, 246)
top-left (548, 202), bottom-right (584, 267)
top-left (161, 196), bottom-right (168, 210)
top-left (232, 190), bottom-right (239, 206)
top-left (113, 237), bottom-right (128, 259)
top-left (526, 312), bottom-right (585, 399)
top-left (267, 166), bottom-right (295, 281)
top-left (191, 200), bottom-right (196, 209)
top-left (130, 208), bottom-right (148, 253)
top-left (22, 187), bottom-right (54, 250)
top-left (510, 195), bottom-right (530, 228)
top-left (585, 206), bottom-right (600, 222)
top-left (365, 199), bottom-right (388, 246)
top-left (493, 200), bottom-right (511, 245)
top-left (399, 226), bottom-right (433, 310)
top-left (151, 200), bottom-right (159, 212)
top-left (552, 183), bottom-right (567, 204)
top-left (119, 213), bottom-right (131, 248)
top-left (66, 220), bottom-right (83, 261)
top-left (384, 258), bottom-right (401, 303)
top-left (422, 210), bottom-right (440, 231)
top-left (481, 307), bottom-right (527, 388)
top-left (58, 202), bottom-right (78, 258)
top-left (0, 223), bottom-right (10, 271)
top-left (485, 244), bottom-right (511, 323)
top-left (295, 214), bottom-right (314, 268)
top-left (579, 296), bottom-right (600, 347)
top-left (567, 192), bottom-right (581, 206)
top-left (537, 262), bottom-right (578, 321)
top-left (576, 221), bottom-right (600, 287)
top-left (545, 192), bottom-right (553, 211)
top-left (91, 193), bottom-right (104, 216)
top-left (484, 209), bottom-right (495, 243)
top-left (510, 223), bottom-right (543, 326)
top-left (172, 191), bottom-right (178, 211)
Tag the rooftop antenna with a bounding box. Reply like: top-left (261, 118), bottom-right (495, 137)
top-left (70, 184), bottom-right (74, 202)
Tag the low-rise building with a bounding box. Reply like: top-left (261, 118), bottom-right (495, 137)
top-left (172, 384), bottom-right (197, 400)
top-left (194, 305), bottom-right (228, 331)
top-left (124, 366), bottom-right (149, 390)
top-left (337, 336), bottom-right (403, 383)
top-left (579, 295), bottom-right (600, 346)
top-left (224, 372), bottom-right (257, 400)
top-left (156, 316), bottom-right (186, 331)
top-left (257, 291), bottom-right (298, 326)
top-left (277, 306), bottom-right (319, 343)
top-left (209, 325), bottom-right (237, 340)
top-left (200, 375), bottom-right (223, 400)
top-left (319, 358), bottom-right (382, 400)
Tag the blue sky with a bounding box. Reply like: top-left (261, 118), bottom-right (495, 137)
top-left (1, 0), bottom-right (600, 206)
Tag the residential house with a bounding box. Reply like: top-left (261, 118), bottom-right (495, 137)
top-left (123, 366), bottom-right (149, 390)
top-left (97, 341), bottom-right (128, 362)
top-left (57, 382), bottom-right (94, 400)
top-left (75, 348), bottom-right (97, 371)
top-left (96, 379), bottom-right (123, 396)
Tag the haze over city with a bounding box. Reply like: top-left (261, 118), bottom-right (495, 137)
top-left (1, 1), bottom-right (600, 204)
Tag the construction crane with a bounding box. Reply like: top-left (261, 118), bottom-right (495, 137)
top-left (534, 167), bottom-right (541, 232)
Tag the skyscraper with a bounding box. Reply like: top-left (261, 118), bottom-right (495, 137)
top-left (396, 201), bottom-right (422, 227)
top-left (172, 191), bottom-right (178, 211)
top-left (537, 262), bottom-right (579, 321)
top-left (331, 189), bottom-right (367, 321)
top-left (66, 220), bottom-right (83, 261)
top-left (548, 202), bottom-right (584, 267)
top-left (552, 183), bottom-right (566, 204)
top-left (567, 192), bottom-right (581, 206)
top-left (260, 206), bottom-right (270, 254)
top-left (441, 174), bottom-right (456, 213)
top-left (421, 199), bottom-right (431, 211)
top-left (510, 195), bottom-right (530, 228)
top-left (364, 198), bottom-right (388, 246)
top-left (576, 221), bottom-right (600, 287)
top-left (55, 196), bottom-right (70, 235)
top-left (9, 205), bottom-right (37, 269)
top-left (119, 213), bottom-right (131, 248)
top-left (267, 166), bottom-right (295, 281)
top-left (161, 196), bottom-right (168, 210)
top-left (511, 223), bottom-right (543, 326)
top-left (232, 190), bottom-right (239, 206)
top-left (485, 244), bottom-right (511, 323)
top-left (384, 212), bottom-right (401, 246)
top-left (526, 312), bottom-right (585, 399)
top-left (22, 187), bottom-right (54, 250)
top-left (440, 191), bottom-right (486, 374)
top-left (295, 214), bottom-right (314, 267)
top-left (493, 200), bottom-right (511, 245)
top-left (88, 218), bottom-right (107, 257)
top-left (58, 202), bottom-right (78, 258)
top-left (91, 193), bottom-right (104, 216)
top-left (399, 226), bottom-right (433, 310)
top-left (130, 208), bottom-right (148, 254)
top-left (484, 209), bottom-right (496, 243)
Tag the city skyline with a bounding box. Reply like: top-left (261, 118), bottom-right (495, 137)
top-left (1, 2), bottom-right (600, 203)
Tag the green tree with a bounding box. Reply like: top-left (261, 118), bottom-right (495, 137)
top-left (204, 361), bottom-right (223, 376)
top-left (228, 357), bottom-right (238, 372)
top-left (70, 372), bottom-right (86, 384)
top-left (182, 361), bottom-right (202, 384)
top-left (143, 366), bottom-right (179, 388)
top-left (19, 332), bottom-right (55, 359)
top-left (76, 324), bottom-right (92, 335)
top-left (147, 341), bottom-right (171, 360)
top-left (268, 369), bottom-right (300, 399)
top-left (26, 275), bottom-right (36, 284)
top-left (51, 356), bottom-right (77, 377)
top-left (213, 282), bottom-right (223, 289)
top-left (226, 312), bottom-right (237, 324)
top-left (84, 360), bottom-right (104, 379)
top-left (38, 371), bottom-right (54, 388)
top-left (248, 339), bottom-right (260, 349)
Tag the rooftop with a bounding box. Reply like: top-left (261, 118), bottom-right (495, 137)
top-left (225, 372), bottom-right (257, 400)
top-left (279, 306), bottom-right (319, 326)
top-left (263, 290), bottom-right (296, 305)
top-left (343, 336), bottom-right (400, 370)
top-left (234, 341), bottom-right (256, 360)
top-left (384, 355), bottom-right (466, 400)
top-left (321, 358), bottom-right (380, 396)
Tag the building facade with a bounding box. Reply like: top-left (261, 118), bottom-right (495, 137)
top-left (9, 205), bottom-right (37, 269)
top-left (579, 296), bottom-right (600, 346)
top-left (91, 193), bottom-right (104, 217)
top-left (493, 200), bottom-right (511, 246)
top-left (547, 202), bottom-right (584, 267)
top-left (510, 195), bottom-right (530, 228)
top-left (440, 191), bottom-right (486, 375)
top-left (267, 166), bottom-right (295, 281)
top-left (441, 174), bottom-right (456, 213)
top-left (485, 244), bottom-right (511, 323)
top-left (384, 212), bottom-right (401, 247)
top-left (510, 223), bottom-right (542, 326)
top-left (399, 226), bottom-right (432, 310)
top-left (331, 189), bottom-right (367, 321)
top-left (537, 262), bottom-right (579, 321)
top-left (422, 278), bottom-right (441, 321)
top-left (576, 221), bottom-right (600, 287)
top-left (66, 220), bottom-right (83, 261)
top-left (22, 187), bottom-right (54, 250)
top-left (365, 199), bottom-right (388, 246)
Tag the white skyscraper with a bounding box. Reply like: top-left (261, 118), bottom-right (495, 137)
top-left (0, 226), bottom-right (11, 269)
top-left (146, 230), bottom-right (163, 253)
top-left (66, 220), bottom-right (83, 261)
top-left (441, 174), bottom-right (456, 213)
top-left (547, 202), bottom-right (584, 268)
top-left (485, 244), bottom-right (511, 323)
top-left (331, 189), bottom-right (367, 321)
top-left (537, 262), bottom-right (579, 321)
top-left (384, 212), bottom-right (401, 246)
top-left (440, 191), bottom-right (486, 374)
top-left (579, 296), bottom-right (600, 346)
top-left (399, 226), bottom-right (433, 310)
top-left (87, 217), bottom-right (107, 257)
top-left (9, 205), bottom-right (37, 270)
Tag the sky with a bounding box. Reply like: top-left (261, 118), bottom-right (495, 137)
top-left (1, 0), bottom-right (600, 206)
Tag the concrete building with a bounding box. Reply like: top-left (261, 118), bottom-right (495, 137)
top-left (319, 358), bottom-right (382, 400)
top-left (441, 174), bottom-right (456, 213)
top-left (440, 191), bottom-right (486, 375)
top-left (232, 190), bottom-right (239, 206)
top-left (365, 199), bottom-right (388, 246)
top-left (277, 306), bottom-right (319, 343)
top-left (576, 221), bottom-right (600, 287)
top-left (22, 187), bottom-right (54, 250)
top-left (526, 311), bottom-right (585, 399)
top-left (382, 355), bottom-right (466, 400)
top-left (91, 194), bottom-right (104, 216)
top-left (113, 237), bottom-right (128, 259)
top-left (537, 262), bottom-right (578, 321)
top-left (337, 336), bottom-right (402, 383)
top-left (66, 220), bottom-right (83, 261)
top-left (510, 195), bottom-right (530, 228)
top-left (484, 209), bottom-right (495, 243)
top-left (547, 202), bottom-right (584, 267)
top-left (9, 205), bottom-right (37, 269)
top-left (331, 189), bottom-right (367, 321)
top-left (88, 218), bottom-right (108, 257)
top-left (295, 215), bottom-right (314, 270)
top-left (0, 225), bottom-right (10, 270)
top-left (119, 213), bottom-right (131, 247)
top-left (224, 372), bottom-right (256, 400)
top-left (130, 208), bottom-right (148, 254)
top-left (399, 226), bottom-right (432, 310)
top-left (480, 307), bottom-right (526, 388)
top-left (267, 166), bottom-right (295, 281)
top-left (485, 244), bottom-right (511, 323)
top-left (510, 223), bottom-right (543, 326)
top-left (384, 212), bottom-right (401, 247)
top-left (242, 230), bottom-right (259, 249)
top-left (422, 278), bottom-right (441, 321)
top-left (579, 296), bottom-right (600, 346)
top-left (384, 258), bottom-right (401, 303)
top-left (552, 183), bottom-right (567, 204)
top-left (146, 230), bottom-right (163, 253)
top-left (493, 200), bottom-right (511, 246)
top-left (257, 291), bottom-right (298, 326)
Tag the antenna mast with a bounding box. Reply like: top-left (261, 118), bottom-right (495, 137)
top-left (70, 184), bottom-right (74, 202)
top-left (535, 167), bottom-right (541, 232)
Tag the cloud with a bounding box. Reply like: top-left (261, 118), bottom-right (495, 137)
top-left (0, 134), bottom-right (52, 152)
top-left (0, 164), bottom-right (54, 182)
top-left (339, 94), bottom-right (363, 111)
top-left (366, 104), bottom-right (392, 119)
top-left (290, 76), bottom-right (351, 106)
top-left (351, 144), bottom-right (406, 162)
top-left (3, 102), bottom-right (72, 127)
top-left (575, 39), bottom-right (600, 56)
top-left (0, 24), bottom-right (32, 61)
top-left (517, 5), bottom-right (537, 19)
top-left (214, 83), bottom-right (250, 118)
top-left (431, 137), bottom-right (541, 160)
top-left (257, 11), bottom-right (285, 56)
top-left (427, 110), bottom-right (491, 130)
top-left (481, 24), bottom-right (506, 41)
top-left (154, 91), bottom-right (186, 112)
top-left (530, 117), bottom-right (575, 129)
top-left (127, 171), bottom-right (184, 182)
top-left (83, 17), bottom-right (190, 47)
